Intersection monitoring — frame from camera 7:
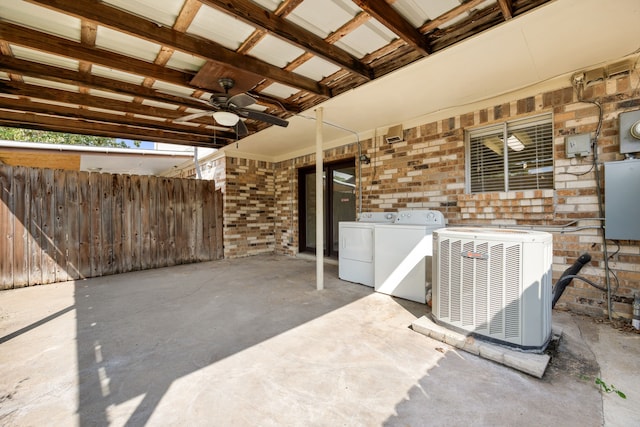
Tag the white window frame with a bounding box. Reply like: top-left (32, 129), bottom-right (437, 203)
top-left (465, 113), bottom-right (554, 194)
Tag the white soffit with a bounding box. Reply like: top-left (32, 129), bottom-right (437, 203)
top-left (95, 26), bottom-right (161, 63)
top-left (285, 0), bottom-right (359, 39)
top-left (9, 46), bottom-right (79, 71)
top-left (0, 0), bottom-right (81, 41)
top-left (249, 34), bottom-right (306, 69)
top-left (101, 0), bottom-right (184, 27)
top-left (187, 5), bottom-right (255, 51)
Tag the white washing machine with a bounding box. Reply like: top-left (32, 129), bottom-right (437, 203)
top-left (338, 212), bottom-right (397, 287)
top-left (374, 210), bottom-right (446, 303)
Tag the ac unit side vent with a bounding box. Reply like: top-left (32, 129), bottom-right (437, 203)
top-left (432, 228), bottom-right (552, 351)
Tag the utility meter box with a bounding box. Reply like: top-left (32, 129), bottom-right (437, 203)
top-left (605, 159), bottom-right (640, 240)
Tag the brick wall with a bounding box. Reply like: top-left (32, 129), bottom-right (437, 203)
top-left (208, 63), bottom-right (640, 319)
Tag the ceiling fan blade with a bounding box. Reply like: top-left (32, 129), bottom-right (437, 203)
top-left (239, 109), bottom-right (289, 127)
top-left (235, 120), bottom-right (249, 137)
top-left (227, 93), bottom-right (256, 109)
top-left (175, 111), bottom-right (211, 122)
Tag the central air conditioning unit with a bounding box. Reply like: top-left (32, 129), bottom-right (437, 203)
top-left (432, 227), bottom-right (553, 351)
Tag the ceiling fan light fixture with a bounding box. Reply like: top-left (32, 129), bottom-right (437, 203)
top-left (213, 111), bottom-right (239, 126)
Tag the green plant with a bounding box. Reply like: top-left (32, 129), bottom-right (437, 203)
top-left (595, 377), bottom-right (627, 399)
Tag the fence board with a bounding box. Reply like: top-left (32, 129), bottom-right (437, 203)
top-left (165, 178), bottom-right (176, 267)
top-left (66, 171), bottom-right (80, 280)
top-left (101, 173), bottom-right (114, 276)
top-left (89, 172), bottom-right (102, 277)
top-left (0, 166), bottom-right (14, 289)
top-left (28, 168), bottom-right (43, 285)
top-left (122, 175), bottom-right (133, 273)
top-left (78, 171), bottom-right (91, 279)
top-left (157, 178), bottom-right (168, 268)
top-left (13, 167), bottom-right (29, 287)
top-left (54, 170), bottom-right (69, 283)
top-left (0, 165), bottom-right (223, 288)
top-left (130, 174), bottom-right (141, 270)
top-left (42, 169), bottom-right (57, 284)
top-left (140, 176), bottom-right (151, 270)
top-left (112, 174), bottom-right (124, 274)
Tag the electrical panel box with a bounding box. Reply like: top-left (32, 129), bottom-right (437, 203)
top-left (605, 159), bottom-right (640, 240)
top-left (566, 133), bottom-right (592, 158)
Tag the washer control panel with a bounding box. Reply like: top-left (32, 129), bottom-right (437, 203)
top-left (395, 210), bottom-right (445, 226)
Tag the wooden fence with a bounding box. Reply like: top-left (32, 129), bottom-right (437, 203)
top-left (0, 165), bottom-right (223, 289)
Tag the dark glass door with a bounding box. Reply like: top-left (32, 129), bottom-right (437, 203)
top-left (299, 160), bottom-right (355, 258)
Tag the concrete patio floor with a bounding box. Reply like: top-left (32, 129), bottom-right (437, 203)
top-left (1, 254), bottom-right (638, 426)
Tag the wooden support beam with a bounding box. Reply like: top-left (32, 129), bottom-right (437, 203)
top-left (0, 111), bottom-right (225, 148)
top-left (497, 0), bottom-right (514, 20)
top-left (24, 0), bottom-right (329, 96)
top-left (0, 22), bottom-right (194, 87)
top-left (198, 0), bottom-right (372, 80)
top-left (0, 56), bottom-right (211, 111)
top-left (351, 0), bottom-right (430, 56)
top-left (0, 96), bottom-right (234, 140)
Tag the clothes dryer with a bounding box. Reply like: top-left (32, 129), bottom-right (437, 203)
top-left (338, 212), bottom-right (396, 287)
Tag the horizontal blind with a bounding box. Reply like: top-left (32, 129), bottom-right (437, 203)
top-left (468, 114), bottom-right (553, 193)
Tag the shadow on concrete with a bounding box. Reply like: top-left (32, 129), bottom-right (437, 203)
top-left (383, 312), bottom-right (604, 427)
top-left (73, 256), bottom-right (371, 426)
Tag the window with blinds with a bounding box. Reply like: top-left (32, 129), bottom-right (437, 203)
top-left (466, 114), bottom-right (553, 193)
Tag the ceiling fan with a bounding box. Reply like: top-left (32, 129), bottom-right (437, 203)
top-left (176, 77), bottom-right (289, 136)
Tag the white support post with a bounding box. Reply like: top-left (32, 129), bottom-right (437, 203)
top-left (315, 107), bottom-right (324, 290)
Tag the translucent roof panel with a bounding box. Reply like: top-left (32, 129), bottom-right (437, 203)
top-left (88, 89), bottom-right (135, 102)
top-left (249, 34), bottom-right (305, 68)
top-left (293, 56), bottom-right (341, 82)
top-left (10, 46), bottom-right (79, 71)
top-left (392, 0), bottom-right (461, 28)
top-left (285, 0), bottom-right (360, 39)
top-left (101, 0), bottom-right (184, 27)
top-left (251, 0), bottom-right (280, 12)
top-left (334, 20), bottom-right (397, 58)
top-left (91, 65), bottom-right (146, 86)
top-left (151, 81), bottom-right (199, 98)
top-left (0, 0), bottom-right (81, 41)
top-left (95, 27), bottom-right (162, 63)
top-left (22, 76), bottom-right (79, 93)
top-left (260, 82), bottom-right (299, 99)
top-left (187, 5), bottom-right (256, 51)
top-left (165, 50), bottom-right (207, 73)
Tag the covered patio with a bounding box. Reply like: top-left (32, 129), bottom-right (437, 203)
top-left (1, 255), bottom-right (638, 426)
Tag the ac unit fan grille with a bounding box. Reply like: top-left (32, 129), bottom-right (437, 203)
top-left (436, 238), bottom-right (522, 344)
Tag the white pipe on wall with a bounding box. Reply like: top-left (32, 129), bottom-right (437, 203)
top-left (315, 107), bottom-right (324, 291)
